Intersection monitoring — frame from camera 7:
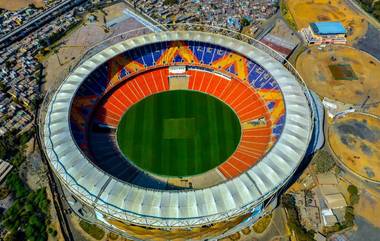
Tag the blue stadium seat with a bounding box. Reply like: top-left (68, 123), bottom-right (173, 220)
top-left (248, 65), bottom-right (264, 85)
top-left (140, 45), bottom-right (155, 67)
top-left (211, 45), bottom-right (228, 63)
top-left (87, 131), bottom-right (182, 189)
top-left (124, 48), bottom-right (144, 65)
top-left (226, 64), bottom-right (237, 75)
top-left (92, 65), bottom-right (110, 89)
top-left (151, 43), bottom-right (164, 64)
top-left (173, 55), bottom-right (185, 63)
top-left (267, 101), bottom-right (275, 110)
top-left (191, 41), bottom-right (206, 63)
top-left (119, 68), bottom-right (130, 80)
top-left (272, 115), bottom-right (285, 138)
top-left (202, 44), bottom-right (215, 64)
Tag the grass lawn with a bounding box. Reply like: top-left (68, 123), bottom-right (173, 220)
top-left (252, 214), bottom-right (272, 233)
top-left (117, 90), bottom-right (241, 177)
top-left (79, 220), bottom-right (105, 240)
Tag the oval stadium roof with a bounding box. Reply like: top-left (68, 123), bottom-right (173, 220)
top-left (43, 31), bottom-right (313, 227)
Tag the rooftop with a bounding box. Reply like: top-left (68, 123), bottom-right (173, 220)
top-left (310, 21), bottom-right (347, 35)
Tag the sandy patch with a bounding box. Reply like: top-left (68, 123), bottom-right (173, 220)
top-left (0, 0), bottom-right (44, 11)
top-left (296, 45), bottom-right (380, 105)
top-left (329, 112), bottom-right (380, 182)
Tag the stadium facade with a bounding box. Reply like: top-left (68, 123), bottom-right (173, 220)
top-left (42, 31), bottom-right (318, 240)
top-left (301, 21), bottom-right (347, 45)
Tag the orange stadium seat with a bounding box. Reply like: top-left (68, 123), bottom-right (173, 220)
top-left (212, 77), bottom-right (230, 98)
top-left (101, 98), bottom-right (125, 116)
top-left (243, 127), bottom-right (272, 137)
top-left (120, 82), bottom-right (140, 103)
top-left (94, 68), bottom-right (171, 127)
top-left (95, 111), bottom-right (120, 127)
top-left (238, 105), bottom-right (268, 122)
top-left (134, 76), bottom-right (152, 97)
top-left (199, 72), bottom-right (216, 93)
top-left (192, 71), bottom-right (205, 91)
top-left (218, 162), bottom-right (241, 179)
top-left (205, 75), bottom-right (221, 94)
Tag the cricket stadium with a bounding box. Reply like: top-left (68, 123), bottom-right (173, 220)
top-left (42, 31), bottom-right (318, 240)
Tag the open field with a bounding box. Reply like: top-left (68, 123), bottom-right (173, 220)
top-left (285, 0), bottom-right (368, 43)
top-left (296, 45), bottom-right (380, 105)
top-left (0, 0), bottom-right (44, 11)
top-left (367, 103), bottom-right (380, 116)
top-left (42, 2), bottom-right (148, 92)
top-left (117, 90), bottom-right (241, 177)
top-left (329, 112), bottom-right (380, 183)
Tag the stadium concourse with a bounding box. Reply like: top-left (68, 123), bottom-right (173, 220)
top-left (43, 31), bottom-right (318, 240)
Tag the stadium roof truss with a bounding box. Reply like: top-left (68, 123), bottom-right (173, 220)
top-left (44, 31), bottom-right (313, 227)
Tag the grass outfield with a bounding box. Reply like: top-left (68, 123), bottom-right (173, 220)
top-left (117, 90), bottom-right (241, 177)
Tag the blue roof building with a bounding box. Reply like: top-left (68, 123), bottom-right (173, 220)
top-left (310, 22), bottom-right (347, 35)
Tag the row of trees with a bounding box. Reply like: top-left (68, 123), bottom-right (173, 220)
top-left (282, 194), bottom-right (315, 241)
top-left (0, 128), bottom-right (52, 241)
top-left (358, 0), bottom-right (380, 21)
top-left (345, 185), bottom-right (360, 227)
top-left (2, 173), bottom-right (50, 241)
top-left (0, 129), bottom-right (34, 163)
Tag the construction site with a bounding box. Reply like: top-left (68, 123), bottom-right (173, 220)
top-left (285, 0), bottom-right (368, 43)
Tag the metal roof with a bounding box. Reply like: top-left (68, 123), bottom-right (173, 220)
top-left (310, 22), bottom-right (347, 35)
top-left (43, 31), bottom-right (313, 227)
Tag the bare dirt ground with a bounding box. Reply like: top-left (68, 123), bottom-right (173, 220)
top-left (42, 19), bottom-right (108, 92)
top-left (0, 0), bottom-right (44, 11)
top-left (103, 2), bottom-right (127, 21)
top-left (296, 45), bottom-right (380, 105)
top-left (355, 188), bottom-right (380, 228)
top-left (42, 2), bottom-right (148, 93)
top-left (329, 112), bottom-right (380, 183)
top-left (270, 19), bottom-right (300, 44)
top-left (285, 0), bottom-right (368, 44)
top-left (367, 103), bottom-right (380, 116)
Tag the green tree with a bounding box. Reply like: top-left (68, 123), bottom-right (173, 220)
top-left (240, 17), bottom-right (250, 28)
top-left (347, 185), bottom-right (359, 205)
top-left (6, 173), bottom-right (29, 198)
top-left (2, 174), bottom-right (49, 241)
top-left (163, 0), bottom-right (177, 6)
top-left (314, 150), bottom-right (335, 173)
top-left (281, 194), bottom-right (315, 241)
top-left (345, 206), bottom-right (355, 226)
top-left (0, 144), bottom-right (6, 159)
